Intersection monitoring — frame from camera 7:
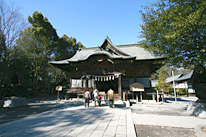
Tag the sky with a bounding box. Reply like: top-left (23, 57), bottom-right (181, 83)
top-left (6, 0), bottom-right (156, 48)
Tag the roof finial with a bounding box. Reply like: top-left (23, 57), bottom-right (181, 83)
top-left (106, 36), bottom-right (112, 42)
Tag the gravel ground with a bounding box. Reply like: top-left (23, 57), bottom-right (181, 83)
top-left (132, 96), bottom-right (206, 137)
top-left (135, 125), bottom-right (196, 137)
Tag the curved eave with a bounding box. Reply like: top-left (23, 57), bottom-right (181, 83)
top-left (49, 59), bottom-right (69, 65)
top-left (67, 51), bottom-right (136, 63)
top-left (49, 60), bottom-right (72, 71)
top-left (135, 56), bottom-right (166, 61)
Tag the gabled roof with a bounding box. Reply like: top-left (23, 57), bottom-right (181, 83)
top-left (117, 44), bottom-right (164, 60)
top-left (100, 37), bottom-right (130, 56)
top-left (66, 47), bottom-right (135, 62)
top-left (50, 37), bottom-right (165, 65)
top-left (175, 71), bottom-right (194, 82)
top-left (165, 73), bottom-right (183, 83)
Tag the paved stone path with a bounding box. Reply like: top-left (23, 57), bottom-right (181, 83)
top-left (0, 105), bottom-right (136, 137)
top-left (132, 113), bottom-right (206, 128)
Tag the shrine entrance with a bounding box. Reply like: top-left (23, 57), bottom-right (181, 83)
top-left (50, 37), bottom-right (165, 101)
top-left (96, 79), bottom-right (118, 94)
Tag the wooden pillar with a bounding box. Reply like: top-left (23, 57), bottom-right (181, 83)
top-left (157, 90), bottom-right (159, 103)
top-left (81, 79), bottom-right (84, 91)
top-left (123, 92), bottom-right (125, 101)
top-left (86, 78), bottom-right (88, 89)
top-left (118, 75), bottom-right (122, 100)
top-left (93, 79), bottom-right (96, 90)
top-left (136, 93), bottom-right (138, 103)
top-left (140, 92), bottom-right (143, 103)
top-left (70, 79), bottom-right (72, 89)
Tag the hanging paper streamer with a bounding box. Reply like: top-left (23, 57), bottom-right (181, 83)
top-left (112, 76), bottom-right (114, 80)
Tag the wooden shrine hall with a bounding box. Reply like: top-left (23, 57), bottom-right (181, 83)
top-left (50, 37), bottom-right (164, 101)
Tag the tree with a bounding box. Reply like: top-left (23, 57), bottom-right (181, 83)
top-left (28, 11), bottom-right (58, 55)
top-left (0, 0), bottom-right (27, 49)
top-left (155, 71), bottom-right (169, 94)
top-left (55, 34), bottom-right (84, 61)
top-left (12, 11), bottom-right (85, 96)
top-left (0, 0), bottom-right (27, 99)
top-left (140, 0), bottom-right (206, 70)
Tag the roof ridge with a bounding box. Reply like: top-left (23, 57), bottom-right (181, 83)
top-left (117, 44), bottom-right (138, 47)
top-left (80, 47), bottom-right (98, 50)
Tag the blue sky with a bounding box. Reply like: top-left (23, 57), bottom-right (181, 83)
top-left (7, 0), bottom-right (156, 48)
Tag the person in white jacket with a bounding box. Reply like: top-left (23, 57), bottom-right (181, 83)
top-left (93, 89), bottom-right (98, 106)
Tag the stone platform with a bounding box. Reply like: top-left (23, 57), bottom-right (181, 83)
top-left (0, 103), bottom-right (136, 137)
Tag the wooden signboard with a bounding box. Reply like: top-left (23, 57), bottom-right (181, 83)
top-left (130, 83), bottom-right (144, 92)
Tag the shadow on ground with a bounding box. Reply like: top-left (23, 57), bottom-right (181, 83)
top-left (0, 104), bottom-right (111, 136)
top-left (0, 102), bottom-right (60, 124)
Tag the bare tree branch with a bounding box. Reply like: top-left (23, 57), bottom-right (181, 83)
top-left (0, 0), bottom-right (27, 50)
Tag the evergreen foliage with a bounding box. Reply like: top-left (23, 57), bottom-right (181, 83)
top-left (155, 71), bottom-right (170, 94)
top-left (0, 8), bottom-right (84, 98)
top-left (140, 0), bottom-right (206, 70)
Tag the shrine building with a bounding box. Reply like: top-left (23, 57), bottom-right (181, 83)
top-left (50, 37), bottom-right (165, 100)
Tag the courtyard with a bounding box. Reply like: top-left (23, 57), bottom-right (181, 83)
top-left (0, 96), bottom-right (206, 137)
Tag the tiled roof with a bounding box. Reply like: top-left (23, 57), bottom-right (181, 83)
top-left (117, 44), bottom-right (164, 60)
top-left (50, 38), bottom-right (165, 65)
top-left (165, 73), bottom-right (183, 83)
top-left (175, 71), bottom-right (194, 81)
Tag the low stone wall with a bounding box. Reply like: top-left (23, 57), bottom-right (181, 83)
top-left (187, 102), bottom-right (206, 118)
top-left (3, 97), bottom-right (27, 108)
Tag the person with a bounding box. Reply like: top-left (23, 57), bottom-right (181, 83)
top-left (107, 89), bottom-right (114, 108)
top-left (84, 90), bottom-right (91, 107)
top-left (93, 89), bottom-right (98, 106)
top-left (97, 95), bottom-right (102, 107)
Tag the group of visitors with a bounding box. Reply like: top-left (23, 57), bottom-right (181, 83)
top-left (84, 88), bottom-right (114, 108)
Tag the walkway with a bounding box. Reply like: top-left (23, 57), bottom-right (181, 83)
top-left (0, 104), bottom-right (136, 137)
top-left (132, 113), bottom-right (206, 128)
